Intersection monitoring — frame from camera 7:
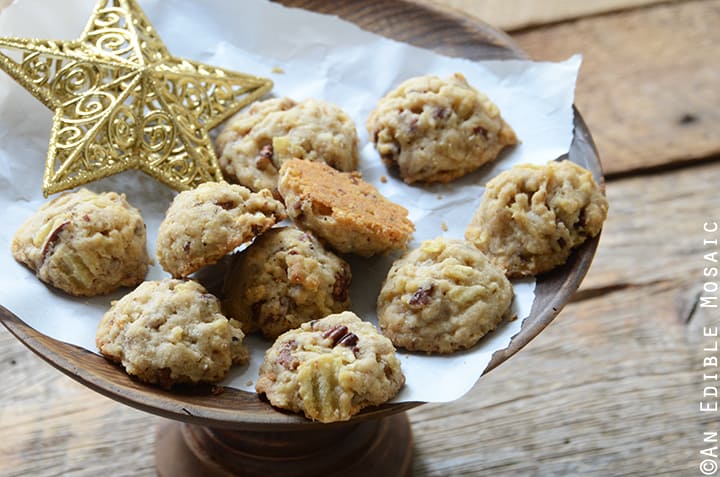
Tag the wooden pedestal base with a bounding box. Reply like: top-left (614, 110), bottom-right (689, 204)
top-left (155, 412), bottom-right (413, 477)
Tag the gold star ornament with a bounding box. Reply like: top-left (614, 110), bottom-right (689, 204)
top-left (0, 0), bottom-right (273, 196)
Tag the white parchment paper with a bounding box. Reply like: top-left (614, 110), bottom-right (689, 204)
top-left (0, 0), bottom-right (580, 403)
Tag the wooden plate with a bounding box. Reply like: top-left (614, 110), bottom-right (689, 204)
top-left (0, 0), bottom-right (603, 431)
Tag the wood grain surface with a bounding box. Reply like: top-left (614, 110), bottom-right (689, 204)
top-left (1, 0), bottom-right (716, 476)
top-left (423, 0), bottom-right (676, 30)
top-left (513, 0), bottom-right (720, 176)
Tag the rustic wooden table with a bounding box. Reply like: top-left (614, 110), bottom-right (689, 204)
top-left (1, 0), bottom-right (717, 475)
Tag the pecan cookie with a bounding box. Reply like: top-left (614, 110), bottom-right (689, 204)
top-left (277, 159), bottom-right (414, 256)
top-left (223, 226), bottom-right (352, 339)
top-left (465, 160), bottom-right (609, 277)
top-left (256, 311), bottom-right (405, 423)
top-left (215, 97), bottom-right (359, 192)
top-left (96, 279), bottom-right (248, 388)
top-left (377, 238), bottom-right (513, 354)
top-left (11, 188), bottom-right (149, 296)
top-left (367, 73), bottom-right (517, 184)
top-left (156, 181), bottom-right (286, 278)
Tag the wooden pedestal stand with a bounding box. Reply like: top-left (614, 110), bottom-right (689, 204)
top-left (0, 1), bottom-right (605, 475)
top-left (155, 413), bottom-right (413, 477)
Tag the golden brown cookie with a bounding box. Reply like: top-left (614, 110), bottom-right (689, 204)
top-left (11, 188), bottom-right (149, 296)
top-left (256, 311), bottom-right (405, 423)
top-left (465, 160), bottom-right (608, 277)
top-left (377, 238), bottom-right (513, 354)
top-left (277, 159), bottom-right (414, 256)
top-left (96, 279), bottom-right (248, 388)
top-left (215, 97), bottom-right (359, 192)
top-left (223, 226), bottom-right (352, 339)
top-left (367, 73), bottom-right (517, 184)
top-left (156, 181), bottom-right (286, 278)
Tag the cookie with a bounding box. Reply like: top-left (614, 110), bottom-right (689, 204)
top-left (277, 159), bottom-right (414, 256)
top-left (465, 160), bottom-right (609, 277)
top-left (366, 73), bottom-right (517, 184)
top-left (377, 238), bottom-right (513, 354)
top-left (96, 279), bottom-right (248, 388)
top-left (11, 188), bottom-right (149, 296)
top-left (256, 311), bottom-right (405, 423)
top-left (156, 181), bottom-right (286, 278)
top-left (215, 97), bottom-right (359, 192)
top-left (223, 226), bottom-right (352, 339)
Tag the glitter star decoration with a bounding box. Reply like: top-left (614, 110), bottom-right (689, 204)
top-left (0, 0), bottom-right (273, 196)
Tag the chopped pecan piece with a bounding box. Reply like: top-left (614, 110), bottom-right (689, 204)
top-left (322, 325), bottom-right (359, 350)
top-left (215, 200), bottom-right (236, 210)
top-left (322, 325), bottom-right (349, 346)
top-left (332, 268), bottom-right (351, 302)
top-left (256, 144), bottom-right (274, 170)
top-left (40, 221), bottom-right (70, 264)
top-left (337, 332), bottom-right (358, 348)
top-left (408, 285), bottom-right (434, 307)
top-left (278, 339), bottom-right (299, 370)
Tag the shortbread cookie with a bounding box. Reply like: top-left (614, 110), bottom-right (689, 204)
top-left (377, 238), bottom-right (513, 354)
top-left (157, 181), bottom-right (286, 278)
top-left (216, 97), bottom-right (359, 192)
top-left (278, 159), bottom-right (414, 256)
top-left (367, 73), bottom-right (517, 184)
top-left (465, 160), bottom-right (609, 277)
top-left (256, 311), bottom-right (404, 423)
top-left (224, 227), bottom-right (351, 339)
top-left (11, 188), bottom-right (149, 296)
top-left (96, 279), bottom-right (248, 388)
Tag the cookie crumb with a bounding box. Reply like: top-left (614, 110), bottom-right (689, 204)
top-left (441, 222), bottom-right (448, 232)
top-left (437, 194), bottom-right (443, 200)
top-left (380, 175), bottom-right (388, 183)
top-left (246, 380), bottom-right (254, 387)
top-left (271, 66), bottom-right (285, 74)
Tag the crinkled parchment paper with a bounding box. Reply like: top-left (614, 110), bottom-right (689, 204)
top-left (0, 0), bottom-right (580, 403)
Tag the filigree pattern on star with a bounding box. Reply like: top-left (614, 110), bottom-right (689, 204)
top-left (0, 0), bottom-right (273, 196)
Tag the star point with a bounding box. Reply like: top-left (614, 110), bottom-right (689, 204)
top-left (0, 0), bottom-right (272, 196)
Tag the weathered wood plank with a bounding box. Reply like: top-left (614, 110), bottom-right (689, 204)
top-left (421, 0), bottom-right (676, 31)
top-left (511, 0), bottom-right (720, 176)
top-left (411, 280), bottom-right (708, 476)
top-left (578, 160), bottom-right (720, 296)
top-left (0, 330), bottom-right (158, 477)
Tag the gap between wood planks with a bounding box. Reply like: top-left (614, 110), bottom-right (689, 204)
top-left (510, 0), bottom-right (720, 176)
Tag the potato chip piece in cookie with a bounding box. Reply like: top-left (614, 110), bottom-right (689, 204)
top-left (11, 188), bottom-right (149, 296)
top-left (465, 160), bottom-right (608, 277)
top-left (277, 159), bottom-right (414, 256)
top-left (367, 73), bottom-right (517, 184)
top-left (223, 226), bottom-right (352, 339)
top-left (215, 97), bottom-right (359, 192)
top-left (157, 181), bottom-right (286, 278)
top-left (96, 279), bottom-right (248, 388)
top-left (256, 311), bottom-right (405, 423)
top-left (377, 238), bottom-right (513, 354)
